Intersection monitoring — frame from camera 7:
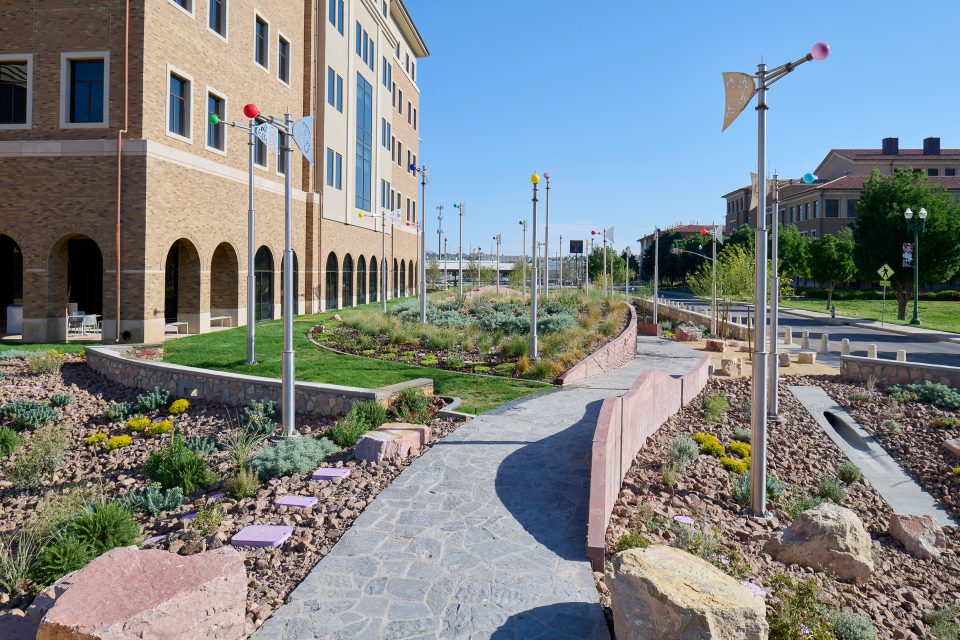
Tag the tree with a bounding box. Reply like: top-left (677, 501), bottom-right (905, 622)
top-left (640, 230), bottom-right (682, 282)
top-left (508, 260), bottom-right (528, 289)
top-left (588, 245), bottom-right (625, 289)
top-left (853, 169), bottom-right (960, 319)
top-left (808, 229), bottom-right (857, 309)
top-left (428, 259), bottom-right (440, 285)
top-left (724, 225), bottom-right (755, 254)
top-left (686, 243), bottom-right (755, 338)
top-left (776, 224), bottom-right (809, 281)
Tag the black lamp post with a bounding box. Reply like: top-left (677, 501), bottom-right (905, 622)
top-left (904, 207), bottom-right (927, 325)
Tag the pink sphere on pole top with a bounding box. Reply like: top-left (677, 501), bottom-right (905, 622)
top-left (242, 103), bottom-right (260, 119)
top-left (543, 172), bottom-right (550, 180)
top-left (810, 42), bottom-right (830, 60)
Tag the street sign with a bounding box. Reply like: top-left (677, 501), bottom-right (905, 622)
top-left (902, 244), bottom-right (913, 268)
top-left (879, 280), bottom-right (891, 287)
top-left (569, 240), bottom-right (583, 254)
top-left (877, 264), bottom-right (894, 280)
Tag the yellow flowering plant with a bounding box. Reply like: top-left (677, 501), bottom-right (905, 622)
top-left (127, 415), bottom-right (151, 432)
top-left (105, 435), bottom-right (133, 451)
top-left (168, 399), bottom-right (190, 416)
top-left (85, 432), bottom-right (107, 445)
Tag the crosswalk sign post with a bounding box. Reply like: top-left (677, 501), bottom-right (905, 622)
top-left (876, 264), bottom-right (895, 326)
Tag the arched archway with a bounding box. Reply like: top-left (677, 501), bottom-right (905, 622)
top-left (210, 242), bottom-right (239, 326)
top-left (357, 256), bottom-right (367, 305)
top-left (254, 246), bottom-right (274, 322)
top-left (393, 258), bottom-right (399, 298)
top-left (400, 260), bottom-right (407, 296)
top-left (342, 254), bottom-right (354, 308)
top-left (281, 252), bottom-right (299, 316)
top-left (164, 239), bottom-right (202, 333)
top-left (409, 261), bottom-right (416, 294)
top-left (325, 252), bottom-right (339, 310)
top-left (48, 234), bottom-right (104, 339)
top-left (369, 256), bottom-right (378, 303)
top-left (0, 235), bottom-right (23, 333)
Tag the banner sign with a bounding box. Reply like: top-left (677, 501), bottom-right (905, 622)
top-left (902, 243), bottom-right (913, 268)
top-left (569, 240), bottom-right (583, 254)
top-left (292, 116), bottom-right (314, 164)
top-left (722, 71), bottom-right (757, 131)
top-left (253, 122), bottom-right (279, 151)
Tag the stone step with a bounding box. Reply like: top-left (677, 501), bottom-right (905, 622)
top-left (231, 525), bottom-right (294, 548)
top-left (311, 467), bottom-right (351, 481)
top-left (275, 495), bottom-right (319, 509)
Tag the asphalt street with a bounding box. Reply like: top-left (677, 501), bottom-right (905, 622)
top-left (657, 290), bottom-right (960, 367)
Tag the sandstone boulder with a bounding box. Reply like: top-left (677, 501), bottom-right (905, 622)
top-left (606, 545), bottom-right (768, 640)
top-left (705, 339), bottom-right (725, 352)
top-left (718, 358), bottom-right (741, 377)
top-left (797, 351), bottom-right (817, 365)
top-left (354, 422), bottom-right (431, 464)
top-left (943, 438), bottom-right (960, 459)
top-left (674, 324), bottom-right (703, 342)
top-left (34, 546), bottom-right (246, 640)
top-left (764, 503), bottom-right (874, 583)
top-left (888, 514), bottom-right (946, 560)
top-left (777, 352), bottom-right (791, 367)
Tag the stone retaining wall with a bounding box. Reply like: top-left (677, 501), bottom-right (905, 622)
top-left (635, 298), bottom-right (749, 341)
top-left (841, 355), bottom-right (960, 388)
top-left (558, 303), bottom-right (637, 385)
top-left (85, 346), bottom-right (433, 418)
top-left (586, 355), bottom-right (712, 569)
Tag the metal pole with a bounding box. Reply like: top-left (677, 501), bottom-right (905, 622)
top-left (768, 174), bottom-right (782, 421)
top-left (419, 167), bottom-right (427, 324)
top-left (521, 221), bottom-right (527, 296)
top-left (625, 248), bottom-right (630, 295)
top-left (750, 64), bottom-right (770, 517)
top-left (246, 119), bottom-right (256, 365)
top-left (559, 234), bottom-right (563, 290)
top-left (653, 232), bottom-right (659, 327)
top-left (281, 114), bottom-right (296, 438)
top-left (436, 205), bottom-right (443, 290)
top-left (544, 175), bottom-right (550, 295)
top-left (443, 237), bottom-right (448, 291)
top-left (458, 203), bottom-right (463, 296)
top-left (494, 234), bottom-right (500, 294)
top-left (381, 216), bottom-right (387, 312)
top-left (530, 180), bottom-right (539, 359)
top-left (912, 227), bottom-right (920, 324)
top-left (603, 230), bottom-right (608, 296)
top-left (585, 239), bottom-right (590, 288)
top-left (711, 228), bottom-right (717, 337)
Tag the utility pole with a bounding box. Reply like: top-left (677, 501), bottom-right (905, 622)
top-left (768, 175), bottom-right (782, 421)
top-left (493, 233), bottom-right (501, 294)
top-left (530, 174), bottom-right (540, 359)
top-left (625, 246), bottom-right (631, 295)
top-left (519, 219), bottom-right (527, 296)
top-left (653, 229), bottom-right (660, 327)
top-left (443, 236), bottom-right (448, 290)
top-left (543, 173), bottom-right (551, 295)
top-left (412, 163), bottom-right (428, 324)
top-left (454, 202), bottom-right (464, 296)
top-left (559, 234), bottom-right (563, 290)
top-left (436, 205), bottom-right (443, 289)
top-left (585, 239), bottom-right (590, 288)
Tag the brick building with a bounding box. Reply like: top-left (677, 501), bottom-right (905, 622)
top-left (0, 0), bottom-right (428, 343)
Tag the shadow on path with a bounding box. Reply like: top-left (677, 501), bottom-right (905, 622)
top-left (491, 602), bottom-right (610, 639)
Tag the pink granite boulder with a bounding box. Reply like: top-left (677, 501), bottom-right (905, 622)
top-left (34, 546), bottom-right (246, 640)
top-left (943, 438), bottom-right (960, 459)
top-left (705, 339), bottom-right (725, 352)
top-left (888, 514), bottom-right (947, 560)
top-left (354, 422), bottom-right (431, 464)
top-left (674, 324), bottom-right (703, 342)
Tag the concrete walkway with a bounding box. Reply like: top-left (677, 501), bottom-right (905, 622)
top-left (254, 337), bottom-right (702, 640)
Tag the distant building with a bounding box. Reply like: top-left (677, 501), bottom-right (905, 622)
top-left (637, 224), bottom-right (718, 255)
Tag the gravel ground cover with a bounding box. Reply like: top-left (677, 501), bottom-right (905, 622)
top-left (0, 354), bottom-right (464, 635)
top-left (601, 376), bottom-right (960, 640)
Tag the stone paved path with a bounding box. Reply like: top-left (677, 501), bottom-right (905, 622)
top-left (254, 338), bottom-right (703, 640)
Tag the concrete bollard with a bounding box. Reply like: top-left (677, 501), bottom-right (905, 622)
top-left (896, 350), bottom-right (907, 362)
top-left (783, 326), bottom-right (793, 345)
top-left (800, 330), bottom-right (810, 350)
top-left (819, 333), bottom-right (829, 355)
top-left (841, 338), bottom-right (850, 356)
top-left (867, 344), bottom-right (878, 359)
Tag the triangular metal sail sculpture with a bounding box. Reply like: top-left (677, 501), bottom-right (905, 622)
top-left (722, 72), bottom-right (757, 131)
top-left (291, 116), bottom-right (314, 164)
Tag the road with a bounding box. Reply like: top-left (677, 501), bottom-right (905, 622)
top-left (657, 290), bottom-right (960, 367)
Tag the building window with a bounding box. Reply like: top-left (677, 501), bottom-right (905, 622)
top-left (208, 0), bottom-right (226, 37)
top-left (813, 201), bottom-right (819, 218)
top-left (278, 36), bottom-right (290, 84)
top-left (254, 136), bottom-right (267, 167)
top-left (68, 58), bottom-right (105, 124)
top-left (804, 202), bottom-right (810, 220)
top-left (206, 92), bottom-right (224, 151)
top-left (413, 107), bottom-right (417, 130)
top-left (277, 130), bottom-right (287, 175)
top-left (326, 148), bottom-right (334, 186)
top-left (407, 101), bottom-right (412, 124)
top-left (355, 73), bottom-right (373, 211)
top-left (398, 89), bottom-right (403, 114)
top-left (356, 23), bottom-right (374, 71)
top-left (391, 82), bottom-right (396, 107)
top-left (381, 56), bottom-right (392, 89)
top-left (381, 0), bottom-right (388, 16)
top-left (825, 199), bottom-right (838, 218)
top-left (0, 57), bottom-right (31, 127)
top-left (171, 0), bottom-right (193, 14)
top-left (326, 67), bottom-right (343, 111)
top-left (328, 0), bottom-right (344, 34)
top-left (335, 152), bottom-right (342, 189)
top-left (336, 75), bottom-right (343, 111)
top-left (928, 168), bottom-right (939, 177)
top-left (255, 16), bottom-right (269, 68)
top-left (946, 168), bottom-right (957, 176)
top-left (411, 62), bottom-right (416, 81)
top-left (846, 200), bottom-right (858, 218)
top-left (168, 72), bottom-right (190, 138)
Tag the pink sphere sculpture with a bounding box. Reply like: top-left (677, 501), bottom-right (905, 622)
top-left (810, 42), bottom-right (830, 61)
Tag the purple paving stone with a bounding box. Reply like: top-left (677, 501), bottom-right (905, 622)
top-left (231, 525), bottom-right (294, 548)
top-left (275, 495), bottom-right (318, 509)
top-left (207, 492), bottom-right (225, 501)
top-left (311, 467), bottom-right (351, 481)
top-left (180, 513), bottom-right (197, 521)
top-left (143, 535), bottom-right (165, 546)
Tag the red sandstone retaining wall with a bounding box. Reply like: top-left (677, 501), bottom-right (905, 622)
top-left (586, 355), bottom-right (711, 570)
top-left (557, 303), bottom-right (637, 385)
top-left (636, 298), bottom-right (749, 341)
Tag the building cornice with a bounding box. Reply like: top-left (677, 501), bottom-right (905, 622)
top-left (390, 0), bottom-right (429, 58)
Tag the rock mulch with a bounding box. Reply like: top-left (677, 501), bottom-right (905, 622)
top-left (601, 376), bottom-right (960, 640)
top-left (0, 355), bottom-right (464, 636)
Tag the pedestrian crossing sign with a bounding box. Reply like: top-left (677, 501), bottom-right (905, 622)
top-left (877, 264), bottom-right (894, 280)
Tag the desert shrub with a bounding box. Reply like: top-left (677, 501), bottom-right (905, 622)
top-left (135, 387), bottom-right (172, 413)
top-left (126, 415), bottom-right (150, 432)
top-left (143, 432), bottom-right (219, 494)
top-left (185, 437), bottom-right (218, 456)
top-left (837, 462), bottom-right (862, 486)
top-left (0, 400), bottom-right (59, 430)
top-left (391, 388), bottom-right (431, 424)
top-left (669, 521), bottom-right (746, 577)
top-left (514, 355), bottom-right (530, 376)
top-left (145, 420), bottom-right (173, 437)
top-left (0, 349), bottom-right (32, 361)
top-left (817, 475), bottom-right (846, 503)
top-left (495, 363), bottom-right (515, 376)
top-left (26, 349), bottom-right (64, 375)
top-left (420, 355), bottom-right (439, 366)
top-left (614, 532), bottom-right (650, 553)
top-left (168, 399), bottom-right (190, 415)
top-left (350, 400), bottom-right (389, 429)
top-left (8, 425), bottom-right (67, 491)
top-left (887, 387), bottom-right (918, 404)
top-left (64, 502), bottom-right (140, 556)
top-left (220, 427), bottom-right (269, 471)
top-left (24, 487), bottom-right (100, 542)
top-left (925, 605), bottom-right (959, 640)
top-left (360, 349), bottom-right (376, 356)
top-left (190, 503), bottom-right (225, 537)
top-left (473, 365), bottom-right (492, 373)
top-left (120, 484), bottom-right (183, 517)
top-left (766, 475), bottom-right (786, 501)
top-left (242, 399), bottom-right (278, 438)
top-left (889, 381), bottom-right (960, 410)
top-left (500, 334), bottom-right (529, 359)
top-left (660, 462), bottom-right (682, 493)
top-left (845, 391), bottom-right (873, 406)
top-left (787, 494), bottom-right (827, 519)
top-left (0, 532), bottom-right (42, 595)
top-left (732, 473), bottom-right (785, 506)
top-left (84, 432), bottom-right (107, 445)
top-left (528, 359), bottom-right (562, 381)
top-left (224, 467), bottom-right (260, 500)
top-left (104, 435), bottom-right (132, 451)
top-left (0, 426), bottom-right (22, 457)
top-left (49, 393), bottom-right (72, 408)
top-left (728, 441), bottom-right (751, 459)
top-left (445, 353), bottom-right (465, 369)
top-left (693, 432), bottom-right (724, 457)
top-left (931, 416), bottom-right (960, 430)
top-left (721, 456), bottom-right (749, 475)
top-left (539, 313), bottom-right (577, 334)
top-left (827, 610), bottom-right (876, 640)
top-left (731, 428), bottom-right (751, 443)
top-left (703, 392), bottom-right (730, 423)
top-left (668, 436), bottom-right (698, 469)
top-left (104, 401), bottom-right (135, 423)
top-left (249, 436), bottom-right (341, 481)
top-left (328, 416), bottom-right (368, 448)
top-left (31, 533), bottom-right (94, 589)
top-left (881, 419), bottom-right (903, 433)
top-left (766, 574), bottom-right (833, 640)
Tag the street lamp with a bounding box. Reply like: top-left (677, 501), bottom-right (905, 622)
top-left (492, 233), bottom-right (502, 294)
top-left (453, 202), bottom-right (464, 296)
top-left (443, 236), bottom-right (448, 290)
top-left (436, 205), bottom-right (444, 289)
top-left (519, 219), bottom-right (528, 296)
top-left (543, 172), bottom-right (551, 295)
top-left (530, 173), bottom-right (540, 360)
top-left (624, 246), bottom-right (631, 295)
top-left (904, 207), bottom-right (927, 325)
top-left (358, 208), bottom-right (403, 313)
top-left (410, 164), bottom-right (429, 323)
top-left (559, 233), bottom-right (564, 290)
top-left (722, 42), bottom-right (829, 517)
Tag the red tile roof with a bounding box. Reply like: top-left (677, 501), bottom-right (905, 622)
top-left (812, 175), bottom-right (960, 190)
top-left (833, 149), bottom-right (960, 160)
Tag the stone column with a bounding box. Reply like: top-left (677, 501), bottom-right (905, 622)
top-left (818, 334), bottom-right (829, 355)
top-left (841, 338), bottom-right (850, 356)
top-left (783, 326), bottom-right (793, 345)
top-left (896, 350), bottom-right (907, 362)
top-left (800, 330), bottom-right (810, 350)
top-left (867, 344), bottom-right (878, 358)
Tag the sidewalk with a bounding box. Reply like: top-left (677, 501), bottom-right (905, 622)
top-left (253, 337), bottom-right (702, 640)
top-left (777, 305), bottom-right (960, 344)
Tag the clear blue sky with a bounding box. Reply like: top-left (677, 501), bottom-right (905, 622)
top-left (405, 0), bottom-right (960, 257)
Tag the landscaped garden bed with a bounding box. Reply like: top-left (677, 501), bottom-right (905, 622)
top-left (601, 376), bottom-right (960, 639)
top-left (0, 350), bottom-right (464, 635)
top-left (310, 290), bottom-right (630, 382)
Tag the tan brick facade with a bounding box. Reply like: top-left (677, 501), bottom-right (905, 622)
top-left (0, 0), bottom-right (428, 344)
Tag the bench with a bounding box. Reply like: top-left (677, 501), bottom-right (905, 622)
top-left (165, 321), bottom-right (188, 335)
top-left (210, 316), bottom-right (232, 328)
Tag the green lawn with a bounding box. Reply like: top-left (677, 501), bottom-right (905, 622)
top-left (163, 301), bottom-right (551, 415)
top-left (783, 298), bottom-right (960, 334)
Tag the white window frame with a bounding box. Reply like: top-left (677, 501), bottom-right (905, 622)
top-left (204, 84), bottom-right (228, 156)
top-left (169, 0), bottom-right (195, 19)
top-left (164, 63), bottom-right (194, 144)
top-left (0, 54), bottom-right (33, 130)
top-left (276, 129), bottom-right (289, 178)
top-left (277, 31), bottom-right (292, 86)
top-left (207, 0), bottom-right (228, 42)
top-left (253, 10), bottom-right (270, 73)
top-left (59, 51), bottom-right (110, 129)
top-left (254, 136), bottom-right (269, 171)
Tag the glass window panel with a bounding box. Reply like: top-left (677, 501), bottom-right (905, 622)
top-left (0, 62), bottom-right (28, 124)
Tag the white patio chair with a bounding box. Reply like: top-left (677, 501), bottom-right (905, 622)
top-left (80, 315), bottom-right (100, 336)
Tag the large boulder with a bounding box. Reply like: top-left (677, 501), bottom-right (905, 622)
top-left (674, 324), bottom-right (703, 342)
top-left (705, 339), bottom-right (725, 352)
top-left (764, 503), bottom-right (874, 583)
top-left (888, 514), bottom-right (947, 560)
top-left (605, 545), bottom-right (768, 640)
top-left (943, 437), bottom-right (960, 459)
top-left (354, 422), bottom-right (431, 464)
top-left (34, 546), bottom-right (246, 640)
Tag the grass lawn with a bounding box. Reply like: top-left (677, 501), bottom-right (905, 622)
top-left (0, 341), bottom-right (89, 355)
top-left (783, 298), bottom-right (960, 334)
top-left (163, 301), bottom-right (551, 415)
